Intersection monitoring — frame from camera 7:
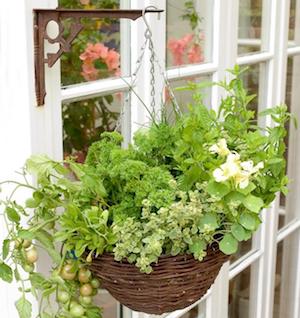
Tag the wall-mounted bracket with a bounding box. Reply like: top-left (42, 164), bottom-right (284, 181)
top-left (33, 8), bottom-right (163, 106)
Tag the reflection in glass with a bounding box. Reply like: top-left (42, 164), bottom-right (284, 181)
top-left (58, 0), bottom-right (123, 86)
top-left (238, 0), bottom-right (263, 55)
top-left (229, 264), bottom-right (253, 318)
top-left (273, 231), bottom-right (300, 317)
top-left (279, 56), bottom-right (300, 228)
top-left (62, 92), bottom-right (123, 161)
top-left (166, 0), bottom-right (213, 68)
top-left (230, 239), bottom-right (252, 263)
top-left (164, 76), bottom-right (211, 124)
top-left (240, 63), bottom-right (262, 116)
top-left (182, 301), bottom-right (206, 318)
top-left (289, 0), bottom-right (296, 42)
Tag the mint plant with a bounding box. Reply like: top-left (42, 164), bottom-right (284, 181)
top-left (0, 67), bottom-right (293, 317)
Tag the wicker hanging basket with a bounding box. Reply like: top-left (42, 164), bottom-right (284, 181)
top-left (89, 246), bottom-right (229, 315)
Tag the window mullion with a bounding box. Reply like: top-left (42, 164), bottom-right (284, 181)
top-left (257, 1), bottom-right (291, 318)
top-left (208, 0), bottom-right (239, 314)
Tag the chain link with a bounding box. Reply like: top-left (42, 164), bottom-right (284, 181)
top-left (115, 6), bottom-right (182, 131)
top-left (114, 36), bottom-right (149, 131)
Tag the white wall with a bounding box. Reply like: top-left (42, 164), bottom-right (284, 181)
top-left (0, 1), bottom-right (61, 316)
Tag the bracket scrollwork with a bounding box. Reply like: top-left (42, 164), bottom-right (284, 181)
top-left (33, 8), bottom-right (163, 106)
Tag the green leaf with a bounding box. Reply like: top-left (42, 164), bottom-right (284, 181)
top-left (26, 154), bottom-right (54, 176)
top-left (219, 234), bottom-right (238, 255)
top-left (14, 267), bottom-right (21, 281)
top-left (239, 212), bottom-right (258, 231)
top-left (25, 198), bottom-right (39, 208)
top-left (35, 230), bottom-right (61, 265)
top-left (198, 214), bottom-right (219, 231)
top-left (41, 313), bottom-right (52, 318)
top-left (243, 195), bottom-right (264, 213)
top-left (267, 158), bottom-right (284, 165)
top-left (5, 207), bottom-right (20, 223)
top-left (189, 239), bottom-right (206, 254)
top-left (0, 263), bottom-right (13, 283)
top-left (236, 182), bottom-right (256, 195)
top-left (2, 239), bottom-right (10, 260)
top-left (207, 181), bottom-right (230, 199)
top-left (15, 297), bottom-right (32, 318)
top-left (231, 224), bottom-right (246, 242)
top-left (17, 230), bottom-right (35, 240)
top-left (225, 191), bottom-right (245, 206)
top-left (30, 273), bottom-right (50, 290)
top-left (86, 307), bottom-right (103, 318)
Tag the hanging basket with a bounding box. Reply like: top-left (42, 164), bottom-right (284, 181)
top-left (89, 246), bottom-right (229, 315)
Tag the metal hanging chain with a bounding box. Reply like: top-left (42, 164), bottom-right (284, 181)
top-left (141, 6), bottom-right (182, 117)
top-left (115, 5), bottom-right (182, 131)
top-left (114, 35), bottom-right (150, 131)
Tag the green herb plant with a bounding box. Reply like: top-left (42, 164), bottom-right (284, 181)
top-left (0, 67), bottom-right (293, 317)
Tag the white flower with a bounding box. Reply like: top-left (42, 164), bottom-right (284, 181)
top-left (213, 168), bottom-right (228, 182)
top-left (240, 160), bottom-right (264, 174)
top-left (235, 170), bottom-right (251, 189)
top-left (236, 161), bottom-right (264, 189)
top-left (213, 154), bottom-right (241, 183)
top-left (209, 139), bottom-right (230, 156)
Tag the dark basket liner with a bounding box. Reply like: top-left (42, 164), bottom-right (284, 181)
top-left (89, 247), bottom-right (229, 315)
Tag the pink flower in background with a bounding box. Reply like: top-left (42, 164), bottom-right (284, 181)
top-left (80, 43), bottom-right (108, 62)
top-left (187, 44), bottom-right (204, 64)
top-left (105, 49), bottom-right (120, 71)
top-left (81, 62), bottom-right (98, 81)
top-left (168, 33), bottom-right (205, 66)
top-left (80, 43), bottom-right (121, 81)
top-left (168, 34), bottom-right (193, 66)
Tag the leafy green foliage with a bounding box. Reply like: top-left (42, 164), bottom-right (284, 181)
top-left (0, 67), bottom-right (291, 317)
top-left (15, 297), bottom-right (32, 318)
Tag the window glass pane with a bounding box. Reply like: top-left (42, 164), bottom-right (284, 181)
top-left (279, 56), bottom-right (300, 229)
top-left (238, 0), bottom-right (263, 55)
top-left (289, 0), bottom-right (296, 43)
top-left (95, 290), bottom-right (119, 318)
top-left (166, 0), bottom-right (213, 68)
top-left (229, 262), bottom-right (257, 318)
top-left (230, 240), bottom-right (253, 263)
top-left (181, 301), bottom-right (206, 318)
top-left (167, 75), bottom-right (211, 109)
top-left (240, 63), bottom-right (266, 117)
top-left (58, 0), bottom-right (128, 86)
top-left (62, 92), bottom-right (124, 161)
top-left (273, 231), bottom-right (300, 317)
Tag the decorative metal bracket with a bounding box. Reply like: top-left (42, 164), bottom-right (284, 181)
top-left (33, 8), bottom-right (163, 106)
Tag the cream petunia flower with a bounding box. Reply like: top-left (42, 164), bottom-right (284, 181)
top-left (213, 153), bottom-right (241, 182)
top-left (212, 151), bottom-right (264, 189)
top-left (209, 139), bottom-right (230, 157)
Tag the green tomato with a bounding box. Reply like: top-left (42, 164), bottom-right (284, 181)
top-left (79, 296), bottom-right (92, 305)
top-left (69, 304), bottom-right (85, 317)
top-left (60, 264), bottom-right (77, 281)
top-left (79, 283), bottom-right (93, 297)
top-left (23, 263), bottom-right (35, 273)
top-left (22, 240), bottom-right (32, 249)
top-left (57, 291), bottom-right (70, 304)
top-left (69, 301), bottom-right (78, 309)
top-left (78, 268), bottom-right (92, 283)
top-left (25, 247), bottom-right (38, 264)
top-left (90, 278), bottom-right (100, 289)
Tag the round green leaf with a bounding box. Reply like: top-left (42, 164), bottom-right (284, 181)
top-left (243, 195), bottom-right (264, 213)
top-left (219, 234), bottom-right (238, 255)
top-left (239, 212), bottom-right (257, 231)
top-left (231, 224), bottom-right (246, 242)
